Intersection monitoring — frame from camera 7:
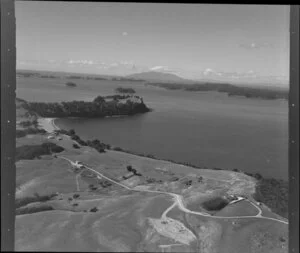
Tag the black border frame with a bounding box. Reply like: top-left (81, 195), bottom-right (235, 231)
top-left (1, 0), bottom-right (16, 251)
top-left (1, 2), bottom-right (299, 252)
top-left (289, 5), bottom-right (299, 253)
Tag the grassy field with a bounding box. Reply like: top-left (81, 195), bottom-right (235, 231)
top-left (14, 99), bottom-right (288, 252)
top-left (214, 201), bottom-right (259, 217)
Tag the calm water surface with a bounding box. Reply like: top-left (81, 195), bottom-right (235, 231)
top-left (17, 77), bottom-right (288, 179)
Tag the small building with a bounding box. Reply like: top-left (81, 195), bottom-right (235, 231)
top-left (73, 161), bottom-right (85, 169)
top-left (122, 172), bottom-right (134, 180)
top-left (228, 195), bottom-right (238, 201)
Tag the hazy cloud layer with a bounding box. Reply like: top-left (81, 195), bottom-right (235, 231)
top-left (149, 65), bottom-right (181, 75)
top-left (17, 59), bottom-right (288, 84)
top-left (239, 42), bottom-right (273, 50)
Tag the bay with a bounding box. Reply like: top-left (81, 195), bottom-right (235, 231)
top-left (17, 77), bottom-right (288, 179)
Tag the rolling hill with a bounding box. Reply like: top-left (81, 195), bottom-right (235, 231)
top-left (14, 97), bottom-right (288, 252)
top-left (127, 71), bottom-right (191, 83)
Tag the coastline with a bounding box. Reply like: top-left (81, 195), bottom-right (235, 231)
top-left (37, 110), bottom-right (150, 136)
top-left (33, 115), bottom-right (288, 219)
top-left (37, 117), bottom-right (60, 133)
top-left (41, 117), bottom-right (285, 181)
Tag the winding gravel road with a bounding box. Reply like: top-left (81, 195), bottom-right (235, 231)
top-left (58, 156), bottom-right (288, 225)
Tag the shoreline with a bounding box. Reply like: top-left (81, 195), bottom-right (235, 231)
top-left (37, 117), bottom-right (60, 133)
top-left (37, 116), bottom-right (287, 182)
top-left (34, 116), bottom-right (288, 219)
top-left (37, 109), bottom-right (151, 135)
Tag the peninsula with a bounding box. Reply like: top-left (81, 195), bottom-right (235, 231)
top-left (20, 95), bottom-right (151, 118)
top-left (15, 97), bottom-right (288, 252)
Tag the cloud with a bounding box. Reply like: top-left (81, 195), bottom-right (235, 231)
top-left (17, 60), bottom-right (28, 65)
top-left (118, 61), bottom-right (134, 66)
top-left (67, 60), bottom-right (96, 65)
top-left (122, 32), bottom-right (128, 36)
top-left (109, 62), bottom-right (119, 67)
top-left (149, 65), bottom-right (181, 74)
top-left (203, 68), bottom-right (215, 76)
top-left (45, 60), bottom-right (57, 64)
top-left (17, 59), bottom-right (40, 65)
top-left (106, 61), bottom-right (135, 69)
top-left (198, 69), bottom-right (260, 80)
top-left (17, 59), bottom-right (59, 66)
top-left (239, 42), bottom-right (273, 50)
top-left (150, 66), bottom-right (167, 71)
top-left (96, 65), bottom-right (109, 70)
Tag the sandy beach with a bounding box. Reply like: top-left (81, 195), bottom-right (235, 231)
top-left (37, 117), bottom-right (60, 133)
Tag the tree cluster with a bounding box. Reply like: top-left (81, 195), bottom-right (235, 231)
top-left (56, 129), bottom-right (110, 153)
top-left (15, 143), bottom-right (64, 161)
top-left (86, 139), bottom-right (110, 153)
top-left (253, 178), bottom-right (288, 218)
top-left (16, 128), bottom-right (46, 138)
top-left (25, 95), bottom-right (150, 118)
top-left (19, 119), bottom-right (38, 128)
top-left (16, 205), bottom-right (54, 215)
top-left (146, 82), bottom-right (288, 100)
top-left (15, 193), bottom-right (58, 209)
top-left (65, 82), bottom-right (77, 87)
top-left (201, 197), bottom-right (229, 211)
top-left (115, 87), bottom-right (136, 94)
top-left (126, 165), bottom-right (142, 176)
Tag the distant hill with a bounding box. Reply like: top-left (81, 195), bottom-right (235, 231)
top-left (127, 71), bottom-right (191, 83)
top-left (145, 82), bottom-right (288, 100)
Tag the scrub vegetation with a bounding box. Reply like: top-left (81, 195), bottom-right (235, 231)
top-left (15, 143), bottom-right (64, 161)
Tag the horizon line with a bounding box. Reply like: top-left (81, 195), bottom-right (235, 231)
top-left (16, 67), bottom-right (289, 88)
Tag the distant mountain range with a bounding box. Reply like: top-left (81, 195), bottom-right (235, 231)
top-left (17, 68), bottom-right (288, 89)
top-left (127, 71), bottom-right (191, 83)
top-left (127, 71), bottom-right (289, 89)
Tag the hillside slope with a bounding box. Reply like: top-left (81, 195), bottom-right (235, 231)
top-left (15, 102), bottom-right (288, 252)
top-left (127, 71), bottom-right (190, 83)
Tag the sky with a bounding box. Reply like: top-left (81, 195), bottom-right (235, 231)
top-left (16, 2), bottom-right (290, 84)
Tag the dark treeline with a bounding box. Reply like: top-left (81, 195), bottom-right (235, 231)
top-left (22, 95), bottom-right (151, 118)
top-left (111, 77), bottom-right (144, 82)
top-left (56, 128), bottom-right (110, 153)
top-left (201, 197), bottom-right (230, 211)
top-left (16, 70), bottom-right (146, 82)
top-left (146, 82), bottom-right (288, 100)
top-left (15, 143), bottom-right (64, 161)
top-left (66, 75), bottom-right (83, 79)
top-left (16, 72), bottom-right (37, 78)
top-left (115, 87), bottom-right (136, 94)
top-left (15, 192), bottom-right (57, 215)
top-left (86, 139), bottom-right (110, 153)
top-left (90, 77), bottom-right (107, 80)
top-left (16, 128), bottom-right (46, 138)
top-left (17, 71), bottom-right (58, 79)
top-left (242, 171), bottom-right (288, 218)
top-left (18, 119), bottom-right (38, 128)
top-left (68, 75), bottom-right (107, 80)
top-left (106, 94), bottom-right (129, 100)
top-left (40, 75), bottom-right (57, 78)
top-left (253, 178), bottom-right (288, 218)
top-left (65, 81), bottom-right (77, 87)
top-left (15, 193), bottom-right (58, 209)
top-left (16, 205), bottom-right (54, 215)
